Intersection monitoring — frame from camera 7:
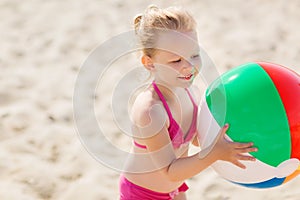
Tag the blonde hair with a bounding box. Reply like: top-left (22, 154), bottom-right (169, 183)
top-left (134, 5), bottom-right (197, 57)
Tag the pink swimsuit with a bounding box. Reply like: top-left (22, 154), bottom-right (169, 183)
top-left (119, 82), bottom-right (198, 200)
top-left (134, 81), bottom-right (198, 149)
top-left (119, 175), bottom-right (189, 200)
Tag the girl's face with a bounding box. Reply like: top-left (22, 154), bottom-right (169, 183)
top-left (149, 31), bottom-right (201, 88)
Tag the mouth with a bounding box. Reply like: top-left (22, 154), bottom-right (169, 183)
top-left (178, 73), bottom-right (194, 81)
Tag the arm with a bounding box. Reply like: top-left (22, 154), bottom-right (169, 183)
top-left (136, 103), bottom-right (257, 182)
top-left (167, 124), bottom-right (257, 181)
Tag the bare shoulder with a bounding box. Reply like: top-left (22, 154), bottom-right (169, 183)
top-left (130, 89), bottom-right (168, 128)
top-left (130, 89), bottom-right (172, 152)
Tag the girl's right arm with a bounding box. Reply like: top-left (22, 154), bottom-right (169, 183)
top-left (135, 102), bottom-right (257, 182)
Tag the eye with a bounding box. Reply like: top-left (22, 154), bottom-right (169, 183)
top-left (191, 54), bottom-right (200, 59)
top-left (171, 58), bottom-right (182, 63)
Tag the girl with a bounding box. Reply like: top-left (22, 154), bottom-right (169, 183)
top-left (120, 5), bottom-right (257, 200)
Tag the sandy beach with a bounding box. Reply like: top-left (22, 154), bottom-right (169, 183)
top-left (1, 0), bottom-right (300, 199)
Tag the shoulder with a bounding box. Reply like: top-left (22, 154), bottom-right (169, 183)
top-left (130, 89), bottom-right (168, 128)
top-left (131, 89), bottom-right (173, 152)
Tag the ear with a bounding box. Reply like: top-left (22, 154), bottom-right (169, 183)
top-left (141, 55), bottom-right (155, 71)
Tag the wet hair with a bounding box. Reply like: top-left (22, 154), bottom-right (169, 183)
top-left (134, 5), bottom-right (197, 57)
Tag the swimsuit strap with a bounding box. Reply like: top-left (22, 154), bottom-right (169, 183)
top-left (143, 81), bottom-right (198, 148)
top-left (152, 81), bottom-right (198, 129)
top-left (133, 82), bottom-right (174, 150)
top-left (133, 141), bottom-right (147, 149)
top-left (185, 87), bottom-right (198, 128)
top-left (185, 88), bottom-right (197, 107)
top-left (183, 88), bottom-right (198, 142)
top-left (152, 82), bottom-right (174, 120)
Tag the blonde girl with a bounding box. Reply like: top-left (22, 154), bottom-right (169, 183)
top-left (119, 5), bottom-right (257, 200)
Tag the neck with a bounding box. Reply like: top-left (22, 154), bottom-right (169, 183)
top-left (152, 80), bottom-right (182, 102)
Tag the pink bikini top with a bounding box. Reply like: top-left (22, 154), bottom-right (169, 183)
top-left (134, 82), bottom-right (198, 149)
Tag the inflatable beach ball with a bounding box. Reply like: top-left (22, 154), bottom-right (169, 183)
top-left (198, 62), bottom-right (300, 188)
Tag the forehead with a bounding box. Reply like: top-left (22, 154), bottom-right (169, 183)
top-left (155, 30), bottom-right (199, 58)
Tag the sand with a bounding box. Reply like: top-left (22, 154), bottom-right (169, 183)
top-left (1, 0), bottom-right (300, 199)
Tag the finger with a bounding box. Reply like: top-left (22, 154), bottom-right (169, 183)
top-left (217, 123), bottom-right (229, 139)
top-left (212, 123), bottom-right (229, 145)
top-left (232, 160), bottom-right (246, 169)
top-left (200, 124), bottom-right (229, 159)
top-left (237, 147), bottom-right (258, 154)
top-left (222, 123), bottom-right (229, 133)
top-left (232, 142), bottom-right (254, 149)
top-left (236, 154), bottom-right (256, 161)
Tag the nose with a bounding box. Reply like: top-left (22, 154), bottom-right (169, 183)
top-left (186, 57), bottom-right (201, 74)
top-left (181, 59), bottom-right (194, 74)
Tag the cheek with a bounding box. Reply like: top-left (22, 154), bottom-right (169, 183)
top-left (193, 58), bottom-right (202, 67)
top-left (193, 61), bottom-right (202, 74)
top-left (156, 64), bottom-right (180, 75)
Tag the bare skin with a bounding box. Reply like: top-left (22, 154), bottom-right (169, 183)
top-left (124, 31), bottom-right (257, 198)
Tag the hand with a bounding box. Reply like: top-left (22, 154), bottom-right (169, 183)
top-left (199, 124), bottom-right (258, 169)
top-left (214, 124), bottom-right (258, 168)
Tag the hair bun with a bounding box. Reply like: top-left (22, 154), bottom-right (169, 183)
top-left (134, 14), bottom-right (142, 32)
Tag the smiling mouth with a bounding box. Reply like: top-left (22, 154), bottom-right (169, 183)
top-left (178, 74), bottom-right (193, 80)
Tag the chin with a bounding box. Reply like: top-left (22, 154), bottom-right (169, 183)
top-left (177, 80), bottom-right (193, 88)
